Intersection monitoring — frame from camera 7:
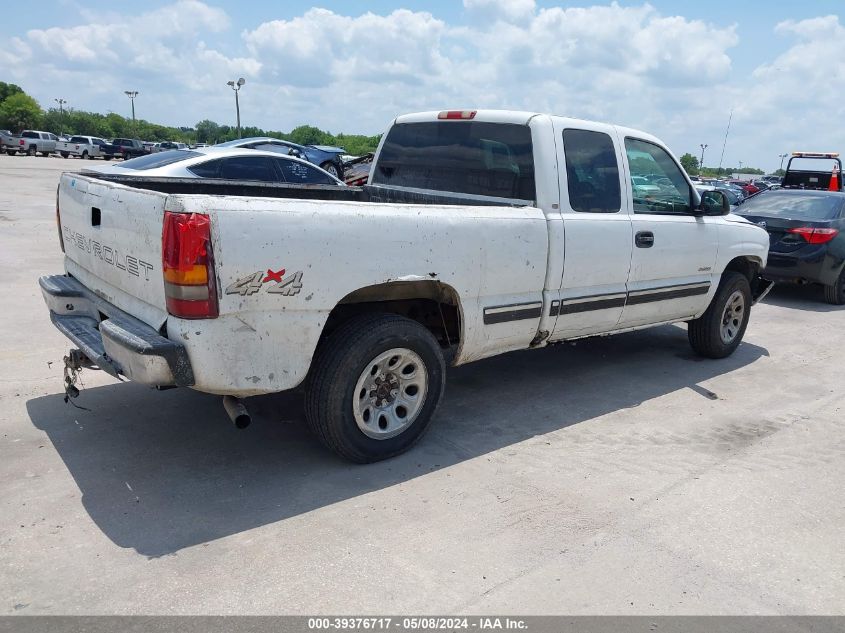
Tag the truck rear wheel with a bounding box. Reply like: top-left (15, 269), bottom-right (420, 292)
top-left (823, 267), bottom-right (845, 305)
top-left (305, 313), bottom-right (445, 463)
top-left (688, 271), bottom-right (751, 359)
top-left (60, 152), bottom-right (69, 158)
top-left (41, 152), bottom-right (50, 157)
top-left (26, 145), bottom-right (36, 156)
top-left (6, 150), bottom-right (16, 156)
top-left (81, 150), bottom-right (89, 159)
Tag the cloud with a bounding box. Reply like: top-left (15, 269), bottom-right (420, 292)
top-left (5, 1), bottom-right (844, 169)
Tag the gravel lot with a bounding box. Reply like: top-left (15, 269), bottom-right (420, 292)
top-left (1, 154), bottom-right (843, 614)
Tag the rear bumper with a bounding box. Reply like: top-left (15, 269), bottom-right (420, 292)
top-left (764, 248), bottom-right (843, 286)
top-left (40, 275), bottom-right (194, 387)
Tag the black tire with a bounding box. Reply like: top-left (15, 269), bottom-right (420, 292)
top-left (26, 145), bottom-right (36, 156)
top-left (81, 150), bottom-right (89, 159)
top-left (60, 152), bottom-right (69, 158)
top-left (305, 313), bottom-right (446, 463)
top-left (320, 161), bottom-right (341, 178)
top-left (688, 272), bottom-right (752, 359)
top-left (41, 152), bottom-right (50, 157)
top-left (6, 150), bottom-right (16, 156)
top-left (122, 152), bottom-right (129, 161)
top-left (823, 267), bottom-right (845, 305)
top-left (102, 155), bottom-right (112, 161)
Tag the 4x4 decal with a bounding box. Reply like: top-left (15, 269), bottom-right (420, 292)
top-left (225, 269), bottom-right (304, 296)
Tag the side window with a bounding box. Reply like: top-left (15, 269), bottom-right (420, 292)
top-left (276, 158), bottom-right (336, 184)
top-left (218, 156), bottom-right (277, 182)
top-left (624, 138), bottom-right (692, 214)
top-left (253, 142), bottom-right (290, 155)
top-left (562, 129), bottom-right (621, 213)
top-left (187, 159), bottom-right (221, 178)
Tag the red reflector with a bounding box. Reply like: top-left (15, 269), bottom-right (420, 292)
top-left (437, 110), bottom-right (477, 120)
top-left (787, 227), bottom-right (839, 244)
top-left (162, 211), bottom-right (218, 319)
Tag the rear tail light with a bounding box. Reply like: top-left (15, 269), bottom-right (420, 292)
top-left (162, 211), bottom-right (218, 318)
top-left (56, 184), bottom-right (64, 252)
top-left (787, 227), bottom-right (839, 244)
top-left (437, 110), bottom-right (477, 120)
top-left (19, 139), bottom-right (24, 146)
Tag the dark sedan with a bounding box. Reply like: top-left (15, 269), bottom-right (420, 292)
top-left (216, 137), bottom-right (346, 178)
top-left (736, 189), bottom-right (845, 304)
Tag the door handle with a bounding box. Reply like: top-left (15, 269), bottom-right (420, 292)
top-left (635, 231), bottom-right (654, 248)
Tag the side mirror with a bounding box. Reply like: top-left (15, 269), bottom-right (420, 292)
top-left (699, 190), bottom-right (730, 216)
top-left (288, 148), bottom-right (302, 157)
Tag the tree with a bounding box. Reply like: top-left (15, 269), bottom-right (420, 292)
top-left (0, 92), bottom-right (42, 131)
top-left (195, 119), bottom-right (221, 144)
top-left (679, 153), bottom-right (699, 174)
top-left (0, 81), bottom-right (23, 103)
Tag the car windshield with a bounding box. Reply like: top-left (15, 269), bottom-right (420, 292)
top-left (738, 190), bottom-right (844, 220)
top-left (117, 150), bottom-right (200, 170)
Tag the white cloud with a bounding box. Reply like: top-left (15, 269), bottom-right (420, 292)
top-left (6, 2), bottom-right (845, 170)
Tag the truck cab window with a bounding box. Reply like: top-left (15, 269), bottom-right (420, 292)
top-left (625, 138), bottom-right (692, 214)
top-left (372, 121), bottom-right (536, 201)
top-left (563, 129), bottom-right (621, 213)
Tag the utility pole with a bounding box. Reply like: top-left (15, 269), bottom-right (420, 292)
top-left (227, 78), bottom-right (245, 138)
top-left (54, 98), bottom-right (67, 137)
top-left (699, 143), bottom-right (708, 170)
top-left (778, 153), bottom-right (788, 172)
top-left (124, 91), bottom-right (139, 136)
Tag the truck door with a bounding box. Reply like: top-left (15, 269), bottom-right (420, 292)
top-left (549, 123), bottom-right (633, 341)
top-left (615, 136), bottom-right (718, 329)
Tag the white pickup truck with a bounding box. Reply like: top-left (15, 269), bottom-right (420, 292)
top-left (56, 135), bottom-right (108, 159)
top-left (41, 109), bottom-right (771, 462)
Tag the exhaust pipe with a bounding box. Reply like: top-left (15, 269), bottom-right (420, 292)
top-left (222, 395), bottom-right (251, 429)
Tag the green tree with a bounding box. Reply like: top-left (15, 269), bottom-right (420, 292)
top-left (0, 92), bottom-right (42, 131)
top-left (195, 119), bottom-right (221, 143)
top-left (0, 81), bottom-right (24, 103)
top-left (679, 153), bottom-right (699, 174)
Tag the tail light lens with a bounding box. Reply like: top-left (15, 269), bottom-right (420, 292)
top-left (787, 227), bottom-right (839, 244)
top-left (162, 211), bottom-right (218, 318)
top-left (19, 139), bottom-right (24, 146)
top-left (56, 184), bottom-right (65, 252)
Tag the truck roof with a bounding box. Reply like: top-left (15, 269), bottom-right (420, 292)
top-left (393, 109), bottom-right (662, 146)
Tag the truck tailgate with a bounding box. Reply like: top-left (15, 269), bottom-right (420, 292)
top-left (58, 173), bottom-right (169, 329)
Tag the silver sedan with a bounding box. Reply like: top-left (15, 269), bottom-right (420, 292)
top-left (82, 146), bottom-right (345, 186)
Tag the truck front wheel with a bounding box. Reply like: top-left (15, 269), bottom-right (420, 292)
top-left (688, 271), bottom-right (751, 359)
top-left (305, 313), bottom-right (446, 463)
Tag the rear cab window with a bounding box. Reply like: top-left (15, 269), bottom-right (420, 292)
top-left (372, 120), bottom-right (536, 201)
top-left (562, 129), bottom-right (621, 213)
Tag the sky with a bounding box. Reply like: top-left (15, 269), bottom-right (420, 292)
top-left (3, 0), bottom-right (844, 172)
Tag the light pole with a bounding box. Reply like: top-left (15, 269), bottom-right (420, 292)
top-left (227, 78), bottom-right (245, 138)
top-left (54, 98), bottom-right (67, 137)
top-left (699, 143), bottom-right (708, 171)
top-left (124, 91), bottom-right (139, 135)
top-left (778, 153), bottom-right (788, 172)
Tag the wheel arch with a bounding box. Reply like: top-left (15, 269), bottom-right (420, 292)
top-left (722, 255), bottom-right (762, 284)
top-left (320, 280), bottom-right (464, 362)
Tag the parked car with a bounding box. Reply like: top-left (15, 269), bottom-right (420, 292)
top-left (56, 135), bottom-right (108, 159)
top-left (43, 109), bottom-right (770, 462)
top-left (157, 141), bottom-right (188, 151)
top-left (83, 147), bottom-right (345, 186)
top-left (737, 189), bottom-right (845, 304)
top-left (11, 130), bottom-right (59, 156)
top-left (100, 138), bottom-right (148, 160)
top-left (761, 175), bottom-right (782, 185)
top-left (0, 129), bottom-right (17, 154)
top-left (695, 184), bottom-right (742, 210)
top-left (631, 175), bottom-right (661, 196)
top-left (728, 179), bottom-right (760, 197)
top-left (215, 137), bottom-right (346, 178)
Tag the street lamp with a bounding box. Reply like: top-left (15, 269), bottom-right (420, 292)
top-left (778, 153), bottom-right (788, 172)
top-left (54, 98), bottom-right (67, 137)
top-left (124, 91), bottom-right (139, 135)
top-left (699, 143), bottom-right (708, 170)
top-left (227, 78), bottom-right (245, 138)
